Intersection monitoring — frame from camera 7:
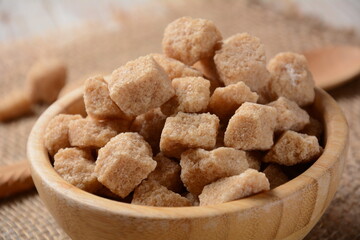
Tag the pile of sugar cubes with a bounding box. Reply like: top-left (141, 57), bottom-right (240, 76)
top-left (44, 17), bottom-right (323, 207)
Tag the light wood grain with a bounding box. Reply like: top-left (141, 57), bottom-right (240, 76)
top-left (0, 160), bottom-right (34, 198)
top-left (303, 45), bottom-right (360, 89)
top-left (27, 87), bottom-right (348, 240)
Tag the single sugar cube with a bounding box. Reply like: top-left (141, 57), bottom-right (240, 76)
top-left (130, 108), bottom-right (167, 153)
top-left (132, 180), bottom-right (191, 207)
top-left (209, 81), bottom-right (259, 120)
top-left (151, 53), bottom-right (202, 79)
top-left (301, 117), bottom-right (323, 139)
top-left (199, 169), bottom-right (270, 206)
top-left (54, 148), bottom-right (101, 193)
top-left (147, 153), bottom-right (183, 192)
top-left (180, 147), bottom-right (249, 195)
top-left (214, 33), bottom-right (269, 93)
top-left (246, 152), bottom-right (262, 171)
top-left (160, 112), bottom-right (219, 158)
top-left (267, 52), bottom-right (315, 106)
top-left (162, 17), bottom-right (222, 65)
top-left (224, 103), bottom-right (277, 150)
top-left (161, 77), bottom-right (210, 115)
top-left (95, 132), bottom-right (156, 198)
top-left (268, 97), bottom-right (310, 132)
top-left (263, 164), bottom-right (289, 189)
top-left (44, 114), bottom-right (82, 156)
top-left (108, 55), bottom-right (174, 117)
top-left (68, 118), bottom-right (129, 148)
top-left (263, 130), bottom-right (323, 166)
top-left (84, 75), bottom-right (128, 120)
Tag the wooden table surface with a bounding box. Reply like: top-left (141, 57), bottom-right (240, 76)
top-left (0, 0), bottom-right (359, 44)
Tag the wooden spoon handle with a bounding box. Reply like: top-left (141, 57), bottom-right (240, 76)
top-left (0, 160), bottom-right (34, 199)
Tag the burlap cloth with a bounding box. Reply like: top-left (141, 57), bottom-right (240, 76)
top-left (0, 1), bottom-right (359, 239)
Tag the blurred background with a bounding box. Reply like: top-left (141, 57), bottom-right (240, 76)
top-left (0, 0), bottom-right (359, 239)
top-left (1, 0), bottom-right (360, 43)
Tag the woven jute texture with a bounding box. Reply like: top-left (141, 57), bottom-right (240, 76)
top-left (0, 1), bottom-right (359, 239)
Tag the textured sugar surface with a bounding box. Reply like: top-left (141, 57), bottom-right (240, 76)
top-left (162, 16), bottom-right (222, 65)
top-left (95, 133), bottom-right (156, 198)
top-left (199, 169), bottom-right (270, 206)
top-left (161, 77), bottom-right (210, 115)
top-left (268, 97), bottom-right (310, 132)
top-left (132, 180), bottom-right (191, 207)
top-left (267, 52), bottom-right (315, 106)
top-left (180, 147), bottom-right (249, 195)
top-left (160, 112), bottom-right (219, 158)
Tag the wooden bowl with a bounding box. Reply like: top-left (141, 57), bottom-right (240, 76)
top-left (27, 87), bottom-right (348, 240)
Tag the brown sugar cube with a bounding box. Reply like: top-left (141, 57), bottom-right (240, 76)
top-left (209, 81), bottom-right (259, 120)
top-left (160, 112), bottom-right (220, 158)
top-left (132, 180), bottom-right (191, 207)
top-left (130, 108), bottom-right (167, 153)
top-left (268, 97), bottom-right (310, 132)
top-left (147, 153), bottom-right (183, 192)
top-left (161, 77), bottom-right (210, 115)
top-left (214, 33), bottom-right (269, 94)
top-left (301, 117), bottom-right (323, 139)
top-left (44, 114), bottom-right (82, 156)
top-left (162, 17), bottom-right (222, 65)
top-left (224, 103), bottom-right (277, 150)
top-left (68, 118), bottom-right (129, 148)
top-left (54, 148), bottom-right (101, 193)
top-left (246, 152), bottom-right (262, 171)
top-left (180, 147), bottom-right (249, 195)
top-left (84, 75), bottom-right (128, 120)
top-left (199, 169), bottom-right (270, 206)
top-left (95, 133), bottom-right (156, 198)
top-left (267, 52), bottom-right (315, 106)
top-left (151, 53), bottom-right (202, 79)
top-left (185, 192), bottom-right (200, 206)
top-left (108, 55), bottom-right (174, 117)
top-left (26, 58), bottom-right (67, 104)
top-left (263, 164), bottom-right (289, 189)
top-left (263, 130), bottom-right (323, 166)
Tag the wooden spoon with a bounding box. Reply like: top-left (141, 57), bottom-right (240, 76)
top-left (303, 45), bottom-right (360, 89)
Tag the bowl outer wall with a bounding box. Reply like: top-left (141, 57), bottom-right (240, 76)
top-left (27, 87), bottom-right (348, 240)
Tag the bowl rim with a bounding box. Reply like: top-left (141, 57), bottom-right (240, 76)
top-left (27, 87), bottom-right (348, 219)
